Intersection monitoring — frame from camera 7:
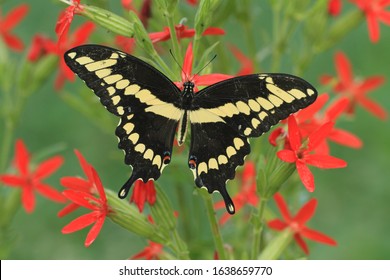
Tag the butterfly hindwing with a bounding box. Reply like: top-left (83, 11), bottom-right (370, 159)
top-left (189, 74), bottom-right (317, 212)
top-left (64, 45), bottom-right (182, 197)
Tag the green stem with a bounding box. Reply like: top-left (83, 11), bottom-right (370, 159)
top-left (251, 197), bottom-right (268, 259)
top-left (199, 188), bottom-right (226, 259)
top-left (166, 15), bottom-right (183, 66)
top-left (0, 120), bottom-right (14, 173)
top-left (171, 229), bottom-right (190, 260)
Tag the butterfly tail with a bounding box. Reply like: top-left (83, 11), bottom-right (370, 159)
top-left (118, 174), bottom-right (138, 199)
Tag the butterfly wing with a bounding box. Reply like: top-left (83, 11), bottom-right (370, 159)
top-left (64, 45), bottom-right (182, 198)
top-left (189, 73), bottom-right (317, 213)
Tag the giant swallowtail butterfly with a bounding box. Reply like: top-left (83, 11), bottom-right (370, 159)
top-left (64, 45), bottom-right (317, 214)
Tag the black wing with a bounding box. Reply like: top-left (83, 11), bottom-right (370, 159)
top-left (189, 74), bottom-right (317, 214)
top-left (64, 45), bottom-right (182, 198)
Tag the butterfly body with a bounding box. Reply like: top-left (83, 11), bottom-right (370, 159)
top-left (64, 45), bottom-right (318, 214)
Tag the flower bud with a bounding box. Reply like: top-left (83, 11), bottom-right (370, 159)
top-left (81, 4), bottom-right (134, 37)
top-left (150, 184), bottom-right (177, 231)
top-left (258, 229), bottom-right (293, 259)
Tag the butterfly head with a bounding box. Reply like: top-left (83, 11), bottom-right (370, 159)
top-left (182, 81), bottom-right (195, 96)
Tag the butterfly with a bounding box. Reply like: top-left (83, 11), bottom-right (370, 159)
top-left (64, 44), bottom-right (318, 214)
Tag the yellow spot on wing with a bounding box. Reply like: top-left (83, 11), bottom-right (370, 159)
top-left (256, 97), bottom-right (274, 110)
top-left (266, 84), bottom-right (295, 103)
top-left (208, 158), bottom-right (219, 170)
top-left (145, 104), bottom-right (182, 120)
top-left (248, 99), bottom-right (261, 112)
top-left (268, 94), bottom-right (284, 107)
top-left (67, 52), bottom-right (77, 59)
top-left (123, 123), bottom-right (134, 134)
top-left (235, 101), bottom-right (251, 115)
top-left (152, 155), bottom-right (162, 169)
top-left (116, 79), bottom-right (130, 89)
top-left (129, 133), bottom-right (139, 144)
top-left (144, 149), bottom-right (154, 160)
top-left (125, 84), bottom-right (141, 95)
top-left (226, 146), bottom-right (237, 158)
top-left (112, 95), bottom-right (121, 105)
top-left (233, 138), bottom-right (245, 150)
top-left (218, 155), bottom-right (228, 165)
top-left (190, 109), bottom-right (226, 124)
top-left (251, 118), bottom-right (261, 129)
top-left (96, 68), bottom-right (112, 78)
top-left (288, 89), bottom-right (306, 99)
top-left (198, 162), bottom-right (208, 175)
top-left (104, 74), bottom-right (123, 84)
top-left (75, 56), bottom-right (93, 65)
top-left (85, 59), bottom-right (117, 71)
top-left (135, 143), bottom-right (146, 153)
top-left (218, 103), bottom-right (239, 117)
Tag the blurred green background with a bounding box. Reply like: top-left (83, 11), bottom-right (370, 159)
top-left (1, 0), bottom-right (389, 259)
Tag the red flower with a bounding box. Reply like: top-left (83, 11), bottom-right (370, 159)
top-left (61, 166), bottom-right (109, 247)
top-left (295, 94), bottom-right (363, 154)
top-left (328, 0), bottom-right (342, 16)
top-left (149, 24), bottom-right (225, 43)
top-left (175, 43), bottom-right (233, 92)
top-left (350, 0), bottom-right (390, 42)
top-left (321, 51), bottom-right (387, 120)
top-left (0, 4), bottom-right (29, 52)
top-left (277, 116), bottom-right (347, 192)
top-left (131, 241), bottom-right (163, 260)
top-left (58, 150), bottom-right (96, 217)
top-left (186, 0), bottom-right (198, 5)
top-left (115, 36), bottom-right (135, 54)
top-left (130, 180), bottom-right (156, 212)
top-left (215, 161), bottom-right (259, 224)
top-left (28, 22), bottom-right (94, 89)
top-left (268, 193), bottom-right (337, 255)
top-left (0, 139), bottom-right (65, 213)
top-left (55, 0), bottom-right (84, 44)
top-left (229, 45), bottom-right (255, 76)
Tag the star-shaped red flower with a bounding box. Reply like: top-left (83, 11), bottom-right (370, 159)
top-left (0, 139), bottom-right (65, 213)
top-left (130, 180), bottom-right (156, 212)
top-left (268, 193), bottom-right (337, 255)
top-left (277, 116), bottom-right (347, 192)
top-left (61, 166), bottom-right (109, 247)
top-left (149, 24), bottom-right (225, 44)
top-left (131, 241), bottom-right (163, 260)
top-left (55, 0), bottom-right (84, 44)
top-left (0, 4), bottom-right (29, 52)
top-left (58, 150), bottom-right (96, 217)
top-left (350, 0), bottom-right (390, 42)
top-left (174, 43), bottom-right (233, 92)
top-left (321, 51), bottom-right (387, 120)
top-left (215, 161), bottom-right (259, 224)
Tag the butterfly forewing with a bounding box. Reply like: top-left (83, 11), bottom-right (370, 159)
top-left (188, 74), bottom-right (317, 212)
top-left (64, 45), bottom-right (182, 197)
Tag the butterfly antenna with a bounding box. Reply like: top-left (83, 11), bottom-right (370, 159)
top-left (193, 54), bottom-right (217, 78)
top-left (169, 49), bottom-right (189, 82)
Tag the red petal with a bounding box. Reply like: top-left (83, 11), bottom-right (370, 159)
top-left (182, 43), bottom-right (193, 79)
top-left (60, 177), bottom-right (92, 192)
top-left (90, 167), bottom-right (107, 202)
top-left (145, 181), bottom-right (156, 205)
top-left (2, 32), bottom-right (24, 51)
top-left (149, 28), bottom-right (170, 43)
top-left (84, 216), bottom-right (105, 247)
top-left (194, 73), bottom-right (233, 86)
top-left (62, 212), bottom-right (98, 233)
top-left (287, 116), bottom-right (302, 151)
top-left (308, 122), bottom-right (334, 151)
top-left (328, 0), bottom-right (342, 16)
top-left (268, 127), bottom-right (286, 146)
top-left (325, 97), bottom-right (349, 121)
top-left (367, 13), bottom-right (380, 42)
top-left (72, 22), bottom-right (95, 46)
top-left (296, 94), bottom-right (329, 123)
top-left (58, 203), bottom-right (80, 217)
top-left (273, 193), bottom-right (292, 221)
top-left (329, 128), bottom-right (363, 149)
top-left (62, 190), bottom-right (99, 210)
top-left (301, 228), bottom-right (337, 245)
top-left (267, 219), bottom-right (287, 230)
top-left (14, 139), bottom-right (30, 176)
top-left (294, 199), bottom-right (317, 225)
top-left (305, 154), bottom-right (347, 169)
top-left (294, 233), bottom-right (309, 255)
top-left (131, 180), bottom-right (147, 212)
top-left (74, 149), bottom-right (94, 184)
top-left (0, 175), bottom-right (25, 186)
top-left (21, 187), bottom-right (35, 213)
top-left (2, 4), bottom-right (29, 31)
top-left (358, 96), bottom-right (388, 120)
top-left (378, 10), bottom-right (390, 25)
top-left (218, 213), bottom-right (231, 225)
top-left (277, 150), bottom-right (297, 163)
top-left (335, 52), bottom-right (353, 86)
top-left (34, 156), bottom-right (64, 180)
top-left (358, 76), bottom-right (385, 94)
top-left (35, 183), bottom-right (67, 203)
top-left (203, 27), bottom-right (225, 36)
top-left (319, 74), bottom-right (334, 85)
top-left (296, 161), bottom-right (315, 192)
